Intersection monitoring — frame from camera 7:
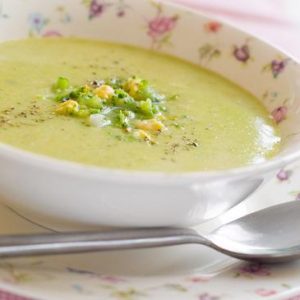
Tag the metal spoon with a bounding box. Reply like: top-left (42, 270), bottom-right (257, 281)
top-left (0, 201), bottom-right (299, 263)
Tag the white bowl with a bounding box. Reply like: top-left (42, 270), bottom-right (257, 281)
top-left (0, 0), bottom-right (299, 228)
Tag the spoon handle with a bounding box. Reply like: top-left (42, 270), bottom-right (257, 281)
top-left (0, 228), bottom-right (207, 258)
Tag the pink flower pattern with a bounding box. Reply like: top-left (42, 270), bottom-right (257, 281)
top-left (0, 289), bottom-right (32, 300)
top-left (83, 0), bottom-right (129, 19)
top-left (271, 106), bottom-right (287, 123)
top-left (88, 0), bottom-right (110, 19)
top-left (277, 169), bottom-right (292, 181)
top-left (198, 293), bottom-right (220, 300)
top-left (238, 263), bottom-right (271, 277)
top-left (271, 60), bottom-right (287, 77)
top-left (43, 30), bottom-right (62, 37)
top-left (187, 276), bottom-right (211, 283)
top-left (263, 58), bottom-right (289, 78)
top-left (204, 21), bottom-right (222, 33)
top-left (233, 44), bottom-right (250, 63)
top-left (255, 288), bottom-right (277, 297)
top-left (147, 3), bottom-right (179, 49)
top-left (148, 16), bottom-right (178, 39)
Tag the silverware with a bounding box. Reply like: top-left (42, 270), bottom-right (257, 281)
top-left (0, 201), bottom-right (299, 263)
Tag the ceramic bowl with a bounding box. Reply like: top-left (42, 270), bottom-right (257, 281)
top-left (0, 0), bottom-right (299, 228)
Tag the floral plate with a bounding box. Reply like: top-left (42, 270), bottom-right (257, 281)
top-left (0, 162), bottom-right (299, 300)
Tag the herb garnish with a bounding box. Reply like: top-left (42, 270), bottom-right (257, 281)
top-left (50, 76), bottom-right (169, 143)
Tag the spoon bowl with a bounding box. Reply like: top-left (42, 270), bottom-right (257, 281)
top-left (207, 200), bottom-right (300, 262)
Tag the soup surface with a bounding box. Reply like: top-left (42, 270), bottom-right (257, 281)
top-left (0, 38), bottom-right (280, 172)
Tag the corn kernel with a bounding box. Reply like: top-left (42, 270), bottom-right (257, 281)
top-left (135, 119), bottom-right (165, 132)
top-left (123, 78), bottom-right (141, 98)
top-left (55, 100), bottom-right (79, 115)
top-left (94, 85), bottom-right (114, 100)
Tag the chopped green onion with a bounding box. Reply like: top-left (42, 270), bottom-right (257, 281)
top-left (84, 97), bottom-right (102, 109)
top-left (118, 110), bottom-right (129, 128)
top-left (54, 77), bottom-right (70, 91)
top-left (140, 98), bottom-right (153, 117)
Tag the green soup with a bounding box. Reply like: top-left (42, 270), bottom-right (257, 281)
top-left (0, 38), bottom-right (281, 172)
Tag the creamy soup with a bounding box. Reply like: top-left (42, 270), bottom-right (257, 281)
top-left (0, 38), bottom-right (281, 172)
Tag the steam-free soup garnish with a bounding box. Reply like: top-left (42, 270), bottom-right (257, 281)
top-left (0, 38), bottom-right (281, 172)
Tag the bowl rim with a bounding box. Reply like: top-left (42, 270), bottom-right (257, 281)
top-left (0, 0), bottom-right (300, 185)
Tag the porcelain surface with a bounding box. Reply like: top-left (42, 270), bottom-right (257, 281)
top-left (0, 0), bottom-right (299, 227)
